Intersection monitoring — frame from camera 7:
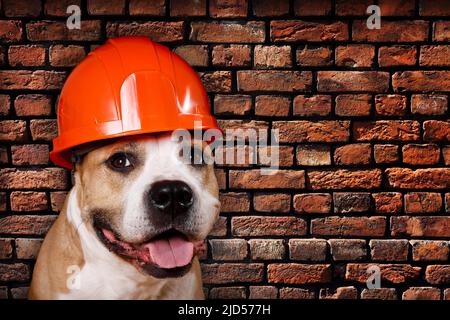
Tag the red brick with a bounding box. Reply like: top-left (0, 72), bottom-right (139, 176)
top-left (293, 193), bottom-right (331, 214)
top-left (229, 169), bottom-right (305, 189)
top-left (411, 240), bottom-right (449, 261)
top-left (249, 286), bottom-right (278, 299)
top-left (0, 95), bottom-right (10, 116)
top-left (386, 168), bottom-right (450, 189)
top-left (27, 20), bottom-right (101, 41)
top-left (217, 119), bottom-right (268, 133)
top-left (335, 45), bottom-right (375, 67)
top-left (403, 144), bottom-right (440, 165)
top-left (252, 0), bottom-right (289, 16)
top-left (446, 289), bottom-right (450, 300)
top-left (10, 192), bottom-right (48, 212)
top-left (49, 45), bottom-right (86, 67)
top-left (50, 192), bottom-right (67, 212)
top-left (30, 119), bottom-right (58, 141)
top-left (258, 146), bottom-right (294, 167)
top-left (289, 239), bottom-right (327, 261)
top-left (210, 216), bottom-right (227, 236)
top-left (411, 95), bottom-right (448, 115)
top-left (420, 45), bottom-right (450, 66)
top-left (237, 70), bottom-right (312, 92)
top-left (0, 20), bottom-right (23, 42)
top-left (129, 0), bottom-right (165, 16)
top-left (232, 216), bottom-right (306, 237)
top-left (318, 71), bottom-right (389, 92)
top-left (378, 0), bottom-right (415, 16)
top-left (44, 0), bottom-right (82, 17)
top-left (0, 120), bottom-right (27, 142)
top-left (3, 0), bottom-right (41, 17)
top-left (335, 0), bottom-right (371, 15)
top-left (307, 169), bottom-right (382, 190)
top-left (329, 239), bottom-right (366, 261)
top-left (255, 96), bottom-right (290, 117)
top-left (375, 95), bottom-right (407, 116)
top-left (391, 216), bottom-right (450, 237)
top-left (405, 192), bottom-right (442, 214)
top-left (249, 239), bottom-right (285, 260)
top-left (209, 286), bottom-right (246, 299)
top-left (370, 240), bottom-right (409, 261)
top-left (372, 192), bottom-right (402, 214)
top-left (271, 20), bottom-right (348, 42)
top-left (174, 45), bottom-right (208, 67)
top-left (0, 239), bottom-right (13, 259)
top-left (420, 0), bottom-right (450, 16)
top-left (199, 71), bottom-right (232, 93)
top-left (254, 45), bottom-right (291, 68)
top-left (312, 216), bottom-right (386, 237)
top-left (333, 192), bottom-right (370, 213)
top-left (0, 215), bottom-right (56, 235)
top-left (402, 287), bottom-right (441, 300)
top-left (190, 21), bottom-right (265, 43)
top-left (353, 121), bottom-right (420, 141)
top-left (425, 265), bottom-right (450, 285)
top-left (433, 21), bottom-right (450, 41)
top-left (378, 45), bottom-right (416, 66)
top-left (320, 286), bottom-right (358, 299)
top-left (374, 145), bottom-right (399, 164)
top-left (279, 287), bottom-right (316, 299)
top-left (170, 0), bottom-right (205, 16)
top-left (87, 0), bottom-right (125, 15)
top-left (209, 0), bottom-right (248, 18)
top-left (11, 144), bottom-right (49, 166)
top-left (268, 264), bottom-right (332, 284)
top-left (14, 95), bottom-right (52, 116)
top-left (15, 238), bottom-right (43, 259)
top-left (274, 121), bottom-right (349, 143)
top-left (0, 263), bottom-right (30, 282)
top-left (212, 45), bottom-right (251, 67)
top-left (0, 168), bottom-right (69, 190)
top-left (201, 263), bottom-right (264, 284)
top-left (0, 193), bottom-right (7, 211)
top-left (361, 288), bottom-right (398, 300)
top-left (423, 120), bottom-right (450, 142)
top-left (294, 0), bottom-right (331, 16)
top-left (219, 192), bottom-right (250, 212)
top-left (253, 193), bottom-right (290, 212)
top-left (11, 287), bottom-right (29, 299)
top-left (393, 71), bottom-right (450, 92)
top-left (346, 263), bottom-right (421, 284)
top-left (106, 21), bottom-right (184, 42)
top-left (296, 45), bottom-right (333, 66)
top-left (214, 95), bottom-right (251, 116)
top-left (294, 95), bottom-right (331, 116)
top-left (0, 148), bottom-right (8, 165)
top-left (444, 147), bottom-right (450, 166)
top-left (0, 70), bottom-right (66, 90)
top-left (353, 20), bottom-right (428, 42)
top-left (209, 239), bottom-right (247, 261)
top-left (297, 145), bottom-right (331, 166)
top-left (334, 144), bottom-right (371, 165)
top-left (8, 45), bottom-right (45, 67)
top-left (335, 94), bottom-right (371, 116)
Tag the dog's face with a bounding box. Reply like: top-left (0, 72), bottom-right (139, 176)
top-left (73, 133), bottom-right (220, 278)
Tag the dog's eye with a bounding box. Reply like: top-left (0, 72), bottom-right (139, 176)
top-left (107, 153), bottom-right (133, 171)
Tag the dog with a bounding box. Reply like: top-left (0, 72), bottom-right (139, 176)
top-left (29, 132), bottom-right (220, 299)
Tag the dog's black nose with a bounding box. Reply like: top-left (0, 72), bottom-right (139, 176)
top-left (149, 180), bottom-right (194, 214)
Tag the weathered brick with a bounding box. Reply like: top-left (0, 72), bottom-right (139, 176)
top-left (361, 288), bottom-right (398, 300)
top-left (49, 45), bottom-right (86, 67)
top-left (372, 192), bottom-right (403, 214)
top-left (255, 96), bottom-right (290, 117)
top-left (249, 286), bottom-right (278, 299)
top-left (329, 239), bottom-right (366, 261)
top-left (320, 286), bottom-right (358, 299)
top-left (425, 265), bottom-right (450, 285)
top-left (391, 216), bottom-right (450, 237)
top-left (0, 70), bottom-right (66, 90)
top-left (311, 216), bottom-right (386, 237)
top-left (346, 264), bottom-right (421, 284)
top-left (10, 192), bottom-right (48, 212)
top-left (10, 287), bottom-right (28, 299)
top-left (0, 193), bottom-right (7, 211)
top-left (411, 94), bottom-right (448, 115)
top-left (209, 286), bottom-right (246, 299)
top-left (232, 216), bottom-right (306, 236)
top-left (214, 95), bottom-right (251, 116)
top-left (237, 70), bottom-right (312, 92)
top-left (289, 239), bottom-right (327, 262)
top-left (423, 120), bottom-right (450, 142)
top-left (353, 121), bottom-right (420, 141)
top-left (393, 71), bottom-right (450, 92)
top-left (420, 0), bottom-right (450, 16)
top-left (30, 119), bottom-right (58, 141)
top-left (15, 238), bottom-right (43, 260)
top-left (253, 193), bottom-right (290, 212)
top-left (210, 216), bottom-right (227, 237)
top-left (293, 193), bottom-right (331, 214)
top-left (0, 168), bottom-right (69, 190)
top-left (199, 71), bottom-right (232, 93)
top-left (0, 120), bottom-right (27, 142)
top-left (3, 0), bottom-right (41, 17)
top-left (434, 21), bottom-right (450, 41)
top-left (318, 71), bottom-right (389, 92)
top-left (334, 144), bottom-right (371, 165)
top-left (411, 240), bottom-right (449, 261)
top-left (296, 45), bottom-right (333, 66)
top-left (333, 192), bottom-right (370, 213)
top-left (249, 239), bottom-right (285, 260)
top-left (378, 0), bottom-right (415, 16)
top-left (0, 263), bottom-right (30, 282)
top-left (279, 287), bottom-right (316, 299)
top-left (375, 95), bottom-right (407, 116)
top-left (212, 45), bottom-right (251, 67)
top-left (0, 95), bottom-right (10, 116)
top-left (0, 215), bottom-right (56, 235)
top-left (268, 264), bottom-right (332, 284)
top-left (0, 20), bottom-right (23, 42)
top-left (0, 239), bottom-right (13, 259)
top-left (170, 0), bottom-right (205, 16)
top-left (201, 263), bottom-right (264, 284)
top-left (129, 0), bottom-right (165, 16)
top-left (209, 239), bottom-right (247, 261)
top-left (335, 45), bottom-right (375, 67)
top-left (370, 240), bottom-right (409, 262)
top-left (403, 144), bottom-right (440, 165)
top-left (87, 0), bottom-right (125, 15)
top-left (11, 144), bottom-right (49, 166)
top-left (14, 95), bottom-right (52, 116)
top-left (254, 45), bottom-right (291, 68)
top-left (353, 20), bottom-right (428, 42)
top-left (258, 146), bottom-right (294, 167)
top-left (190, 21), bottom-right (265, 43)
top-left (402, 287), bottom-right (441, 300)
top-left (335, 0), bottom-right (371, 15)
top-left (274, 121), bottom-right (349, 143)
top-left (405, 193), bottom-right (442, 214)
top-left (420, 45), bottom-right (450, 66)
top-left (209, 0), bottom-right (248, 18)
top-left (294, 0), bottom-right (331, 15)
top-left (27, 20), bottom-right (101, 41)
top-left (44, 0), bottom-right (82, 16)
top-left (253, 0), bottom-right (289, 16)
top-left (308, 169), bottom-right (382, 190)
top-left (335, 94), bottom-right (371, 116)
top-left (219, 192), bottom-right (250, 212)
top-left (386, 168), bottom-right (450, 189)
top-left (271, 20), bottom-right (348, 42)
top-left (443, 147), bottom-right (450, 166)
top-left (378, 45), bottom-right (416, 66)
top-left (8, 45), bottom-right (45, 67)
top-left (229, 169), bottom-right (305, 189)
top-left (294, 95), bottom-right (331, 116)
top-left (297, 145), bottom-right (331, 166)
top-left (50, 192), bottom-right (67, 212)
top-left (106, 21), bottom-right (184, 42)
top-left (374, 145), bottom-right (399, 164)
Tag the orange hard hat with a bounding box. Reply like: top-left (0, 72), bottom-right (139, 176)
top-left (50, 36), bottom-right (219, 169)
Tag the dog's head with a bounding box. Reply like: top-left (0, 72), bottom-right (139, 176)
top-left (72, 132), bottom-right (220, 278)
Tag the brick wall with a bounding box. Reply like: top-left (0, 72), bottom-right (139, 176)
top-left (0, 0), bottom-right (449, 300)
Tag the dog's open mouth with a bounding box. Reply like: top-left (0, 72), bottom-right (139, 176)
top-left (94, 221), bottom-right (196, 278)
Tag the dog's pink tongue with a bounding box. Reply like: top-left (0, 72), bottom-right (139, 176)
top-left (144, 235), bottom-right (194, 269)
